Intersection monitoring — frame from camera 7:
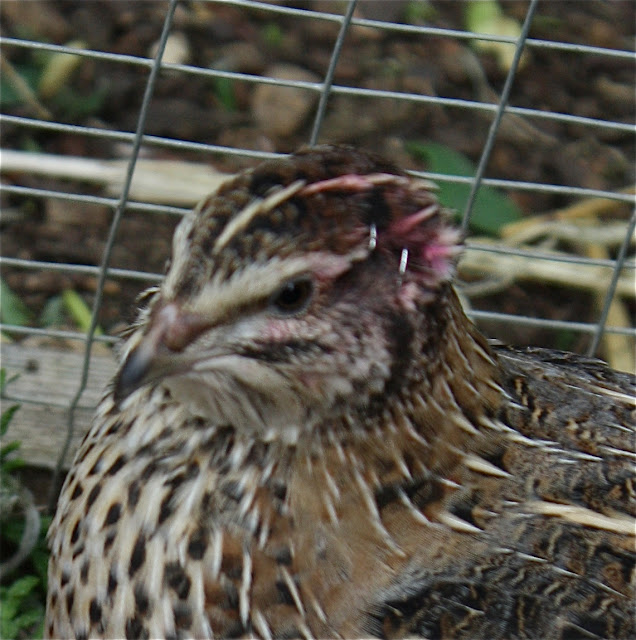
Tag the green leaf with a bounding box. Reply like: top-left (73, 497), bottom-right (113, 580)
top-left (1, 456), bottom-right (26, 474)
top-left (0, 576), bottom-right (42, 639)
top-left (38, 40), bottom-right (86, 100)
top-left (464, 0), bottom-right (524, 72)
top-left (39, 295), bottom-right (66, 327)
top-left (262, 23), bottom-right (284, 47)
top-left (0, 595), bottom-right (19, 639)
top-left (1, 439), bottom-right (22, 458)
top-left (0, 65), bottom-right (40, 108)
top-left (554, 329), bottom-right (577, 352)
top-left (61, 289), bottom-right (102, 335)
top-left (1, 405), bottom-right (21, 437)
top-left (465, 0), bottom-right (502, 29)
top-left (11, 608), bottom-right (43, 632)
top-left (404, 1), bottom-right (438, 24)
top-left (1, 396), bottom-right (23, 470)
top-left (405, 141), bottom-right (522, 236)
top-left (213, 77), bottom-right (236, 112)
top-left (52, 84), bottom-right (108, 120)
top-left (1, 517), bottom-right (24, 545)
top-left (0, 371), bottom-right (20, 398)
top-left (30, 547), bottom-right (50, 586)
top-left (0, 279), bottom-right (33, 327)
top-left (1, 574), bottom-right (39, 606)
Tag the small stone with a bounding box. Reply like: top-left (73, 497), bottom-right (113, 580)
top-left (149, 32), bottom-right (191, 66)
top-left (252, 64), bottom-right (320, 137)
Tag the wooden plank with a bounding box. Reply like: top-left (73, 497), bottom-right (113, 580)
top-left (1, 343), bottom-right (116, 470)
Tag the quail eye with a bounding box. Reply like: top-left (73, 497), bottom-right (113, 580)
top-left (270, 278), bottom-right (314, 315)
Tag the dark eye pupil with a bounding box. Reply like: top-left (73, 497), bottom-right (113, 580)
top-left (272, 279), bottom-right (313, 314)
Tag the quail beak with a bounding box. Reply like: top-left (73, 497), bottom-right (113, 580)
top-left (114, 303), bottom-right (210, 402)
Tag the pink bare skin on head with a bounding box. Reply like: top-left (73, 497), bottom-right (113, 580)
top-left (299, 172), bottom-right (410, 196)
top-left (298, 173), bottom-right (461, 288)
top-left (382, 209), bottom-right (462, 286)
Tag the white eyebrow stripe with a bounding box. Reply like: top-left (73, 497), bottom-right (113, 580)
top-left (190, 251), bottom-right (354, 321)
top-left (193, 257), bottom-right (310, 318)
top-left (213, 179), bottom-right (306, 254)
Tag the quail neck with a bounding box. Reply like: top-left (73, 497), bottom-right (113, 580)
top-left (46, 146), bottom-right (635, 640)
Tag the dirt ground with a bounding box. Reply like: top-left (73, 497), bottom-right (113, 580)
top-left (2, 0), bottom-right (635, 352)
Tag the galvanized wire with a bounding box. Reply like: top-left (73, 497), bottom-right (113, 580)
top-left (44, 0), bottom-right (181, 506)
top-left (2, 139), bottom-right (634, 205)
top-left (2, 4), bottom-right (634, 331)
top-left (461, 0), bottom-right (539, 232)
top-left (309, 0), bottom-right (358, 145)
top-left (588, 209), bottom-right (636, 355)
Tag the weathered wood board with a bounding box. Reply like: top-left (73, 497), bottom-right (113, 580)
top-left (1, 343), bottom-right (116, 470)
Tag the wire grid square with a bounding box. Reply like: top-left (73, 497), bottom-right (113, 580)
top-left (0, 0), bottom-right (634, 473)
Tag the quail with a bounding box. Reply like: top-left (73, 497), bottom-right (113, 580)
top-left (46, 145), bottom-right (635, 639)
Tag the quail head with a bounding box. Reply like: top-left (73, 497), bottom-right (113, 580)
top-left (46, 145), bottom-right (635, 639)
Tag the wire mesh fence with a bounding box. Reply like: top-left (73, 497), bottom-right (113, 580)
top-left (1, 0), bottom-right (635, 476)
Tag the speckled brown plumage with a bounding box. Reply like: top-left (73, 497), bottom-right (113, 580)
top-left (46, 146), bottom-right (635, 639)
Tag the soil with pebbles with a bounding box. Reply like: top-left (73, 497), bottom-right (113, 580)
top-left (2, 0), bottom-right (634, 353)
